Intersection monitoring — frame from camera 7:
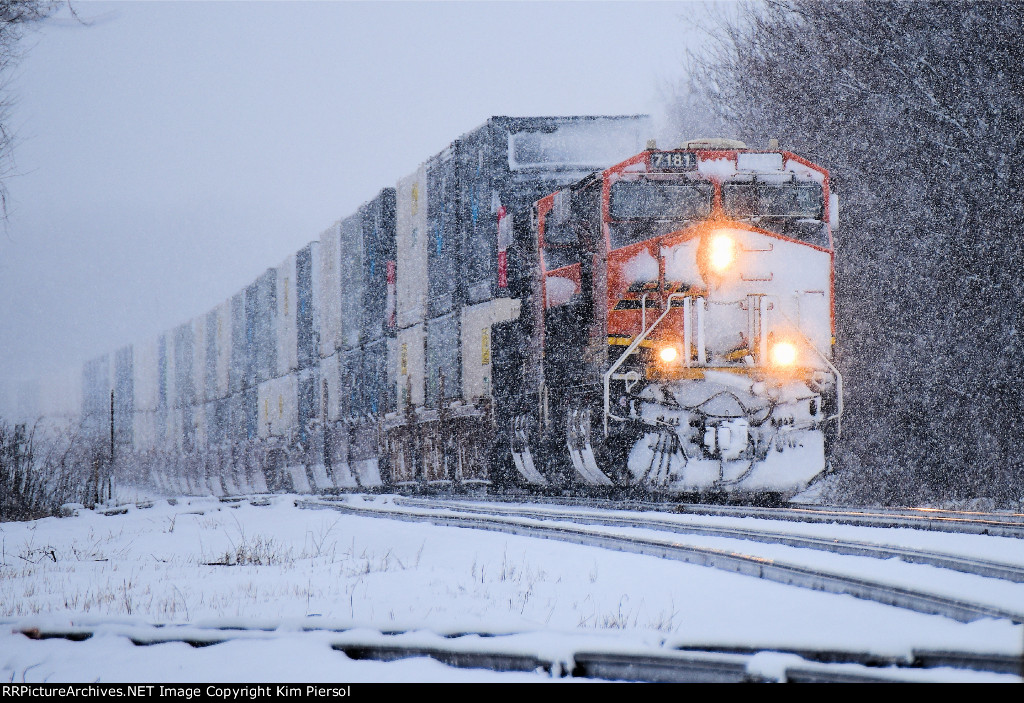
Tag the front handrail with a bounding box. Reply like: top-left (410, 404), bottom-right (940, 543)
top-left (603, 292), bottom-right (692, 436)
top-left (774, 308), bottom-right (844, 436)
top-left (602, 296), bottom-right (843, 440)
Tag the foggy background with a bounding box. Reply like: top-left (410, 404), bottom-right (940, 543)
top-left (0, 1), bottom-right (718, 389)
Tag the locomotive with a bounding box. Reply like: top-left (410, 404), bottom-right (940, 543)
top-left (74, 116), bottom-right (840, 500)
top-left (526, 139), bottom-right (841, 496)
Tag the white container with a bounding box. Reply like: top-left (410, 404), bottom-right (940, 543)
top-left (319, 351), bottom-right (341, 423)
top-left (257, 372), bottom-right (298, 440)
top-left (192, 314), bottom-right (207, 406)
top-left (460, 297), bottom-right (521, 404)
top-left (395, 323), bottom-right (426, 409)
top-left (210, 299), bottom-right (232, 399)
top-left (318, 221), bottom-right (343, 358)
top-left (229, 292), bottom-right (246, 394)
top-left (276, 252), bottom-right (299, 375)
top-left (192, 401), bottom-right (207, 453)
top-left (396, 165), bottom-right (428, 329)
top-left (132, 336), bottom-right (161, 453)
top-left (159, 333), bottom-right (174, 451)
top-left (170, 322), bottom-right (194, 452)
top-left (81, 354), bottom-right (110, 432)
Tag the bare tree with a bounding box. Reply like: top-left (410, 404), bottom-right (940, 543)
top-left (0, 1), bottom-right (59, 216)
top-left (0, 418), bottom-right (96, 520)
top-left (679, 1), bottom-right (1024, 507)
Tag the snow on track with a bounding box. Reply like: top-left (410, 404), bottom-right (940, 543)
top-left (1, 494), bottom-right (1021, 682)
top-left (397, 496), bottom-right (1024, 579)
top-left (302, 496), bottom-right (1024, 623)
top-left (6, 620), bottom-right (1019, 683)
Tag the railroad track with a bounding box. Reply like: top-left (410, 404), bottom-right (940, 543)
top-left (108, 493), bottom-right (1024, 582)
top-left (686, 503), bottom-right (1024, 539)
top-left (10, 621), bottom-right (1021, 682)
top-left (392, 496), bottom-right (1024, 583)
top-left (387, 492), bottom-right (1024, 539)
top-left (153, 488), bottom-right (1024, 538)
top-left (297, 497), bottom-right (1024, 625)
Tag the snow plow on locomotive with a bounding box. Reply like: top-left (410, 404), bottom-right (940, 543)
top-left (76, 117), bottom-right (841, 502)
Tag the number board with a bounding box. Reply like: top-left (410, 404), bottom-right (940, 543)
top-left (648, 151), bottom-right (697, 171)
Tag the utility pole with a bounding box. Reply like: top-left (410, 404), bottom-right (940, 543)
top-left (109, 389), bottom-right (115, 467)
top-left (108, 389), bottom-right (115, 503)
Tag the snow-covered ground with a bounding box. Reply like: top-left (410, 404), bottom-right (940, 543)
top-left (1, 494), bottom-right (1021, 682)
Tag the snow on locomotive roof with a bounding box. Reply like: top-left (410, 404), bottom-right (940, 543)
top-left (684, 138), bottom-right (748, 150)
top-left (736, 152), bottom-right (784, 172)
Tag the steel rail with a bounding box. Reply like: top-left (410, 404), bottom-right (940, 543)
top-left (681, 503), bottom-right (1024, 539)
top-left (393, 493), bottom-right (1024, 539)
top-left (391, 497), bottom-right (1024, 583)
top-left (298, 498), bottom-right (1024, 625)
top-left (11, 622), bottom-right (1020, 682)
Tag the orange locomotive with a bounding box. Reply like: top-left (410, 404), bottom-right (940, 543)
top-left (514, 139), bottom-right (842, 497)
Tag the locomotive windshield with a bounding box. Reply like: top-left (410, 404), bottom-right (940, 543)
top-left (722, 182), bottom-right (823, 219)
top-left (610, 180), bottom-right (713, 221)
top-left (722, 181), bottom-right (829, 246)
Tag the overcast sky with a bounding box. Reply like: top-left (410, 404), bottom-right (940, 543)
top-left (0, 0), bottom-right (723, 385)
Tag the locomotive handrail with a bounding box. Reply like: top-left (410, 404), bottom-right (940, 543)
top-left (603, 292), bottom-right (691, 436)
top-left (774, 308), bottom-right (844, 436)
top-left (602, 295), bottom-right (843, 440)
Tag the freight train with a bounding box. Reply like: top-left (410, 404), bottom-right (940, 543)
top-left (77, 115), bottom-right (842, 499)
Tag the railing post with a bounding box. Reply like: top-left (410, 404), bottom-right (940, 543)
top-left (696, 297), bottom-right (707, 366)
top-left (683, 297), bottom-right (692, 367)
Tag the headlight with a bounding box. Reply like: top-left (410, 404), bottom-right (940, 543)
top-left (709, 234), bottom-right (736, 272)
top-left (770, 341), bottom-right (797, 367)
top-left (659, 346), bottom-right (679, 363)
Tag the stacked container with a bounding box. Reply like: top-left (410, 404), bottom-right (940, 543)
top-left (275, 253), bottom-right (299, 377)
top-left (317, 222), bottom-right (343, 359)
top-left (395, 166), bottom-right (429, 411)
top-left (258, 373), bottom-right (297, 439)
top-left (81, 354), bottom-right (110, 447)
top-left (338, 213), bottom-right (363, 353)
top-left (358, 189), bottom-right (397, 418)
top-left (132, 336), bottom-right (160, 454)
top-left (317, 221), bottom-right (343, 481)
top-left (112, 345), bottom-right (134, 453)
top-left (410, 115), bottom-right (653, 410)
top-left (70, 113), bottom-right (654, 495)
top-left (171, 322), bottom-right (195, 453)
top-left (295, 242), bottom-right (320, 371)
top-left (205, 301), bottom-right (232, 448)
